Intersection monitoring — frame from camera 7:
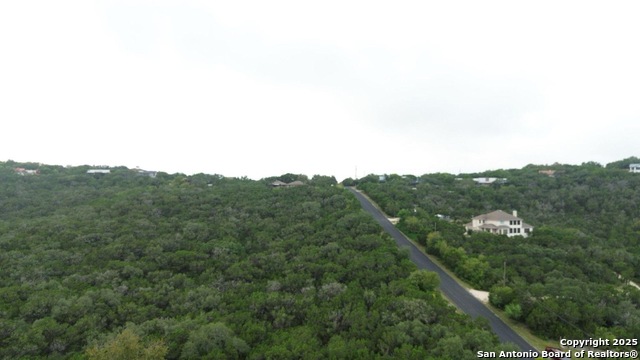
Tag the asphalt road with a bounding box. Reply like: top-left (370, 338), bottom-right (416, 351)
top-left (347, 187), bottom-right (538, 358)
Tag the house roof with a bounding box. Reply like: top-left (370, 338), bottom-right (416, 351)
top-left (14, 168), bottom-right (39, 175)
top-left (271, 180), bottom-right (287, 186)
top-left (472, 177), bottom-right (507, 184)
top-left (473, 210), bottom-right (520, 221)
top-left (87, 169), bottom-right (110, 174)
top-left (288, 180), bottom-right (304, 186)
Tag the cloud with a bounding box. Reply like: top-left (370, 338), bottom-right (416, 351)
top-left (1, 1), bottom-right (639, 181)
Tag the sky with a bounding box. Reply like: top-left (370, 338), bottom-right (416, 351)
top-left (1, 1), bottom-right (639, 181)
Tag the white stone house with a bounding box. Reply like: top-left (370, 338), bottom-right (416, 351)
top-left (87, 169), bottom-right (110, 174)
top-left (472, 177), bottom-right (507, 185)
top-left (14, 168), bottom-right (39, 175)
top-left (465, 210), bottom-right (533, 238)
top-left (134, 168), bottom-right (157, 178)
top-left (629, 164), bottom-right (640, 173)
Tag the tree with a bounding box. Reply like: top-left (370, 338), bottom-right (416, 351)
top-left (489, 286), bottom-right (515, 309)
top-left (180, 323), bottom-right (249, 359)
top-left (407, 270), bottom-right (440, 292)
top-left (86, 328), bottom-right (167, 360)
top-left (505, 302), bottom-right (523, 320)
top-left (310, 175), bottom-right (337, 186)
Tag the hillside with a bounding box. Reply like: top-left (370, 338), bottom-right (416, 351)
top-left (0, 161), bottom-right (519, 359)
top-left (353, 159), bottom-right (640, 342)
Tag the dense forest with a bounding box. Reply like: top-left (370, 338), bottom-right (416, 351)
top-left (350, 158), bottom-right (640, 343)
top-left (0, 161), bottom-right (519, 359)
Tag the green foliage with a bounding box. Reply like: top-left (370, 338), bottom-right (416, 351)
top-left (605, 156), bottom-right (640, 169)
top-left (180, 323), bottom-right (249, 359)
top-left (408, 270), bottom-right (440, 292)
top-left (0, 162), bottom-right (507, 358)
top-left (310, 174), bottom-right (337, 186)
top-left (489, 286), bottom-right (515, 309)
top-left (358, 160), bottom-right (640, 340)
top-left (504, 302), bottom-right (522, 321)
top-left (86, 328), bottom-right (167, 360)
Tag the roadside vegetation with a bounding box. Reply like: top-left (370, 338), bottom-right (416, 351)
top-left (350, 158), bottom-right (640, 344)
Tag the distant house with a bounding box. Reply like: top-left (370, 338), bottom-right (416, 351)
top-left (629, 164), bottom-right (640, 173)
top-left (140, 171), bottom-right (157, 178)
top-left (472, 177), bottom-right (507, 185)
top-left (14, 168), bottom-right (39, 175)
top-left (465, 210), bottom-right (533, 238)
top-left (538, 170), bottom-right (556, 177)
top-left (270, 180), bottom-right (305, 187)
top-left (133, 168), bottom-right (157, 178)
top-left (87, 169), bottom-right (110, 174)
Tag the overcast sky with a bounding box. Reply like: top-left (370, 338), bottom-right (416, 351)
top-left (2, 1), bottom-right (639, 180)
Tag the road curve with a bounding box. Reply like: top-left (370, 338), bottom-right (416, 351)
top-left (347, 187), bottom-right (538, 358)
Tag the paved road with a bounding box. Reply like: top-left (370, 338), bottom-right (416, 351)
top-left (348, 187), bottom-right (538, 358)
